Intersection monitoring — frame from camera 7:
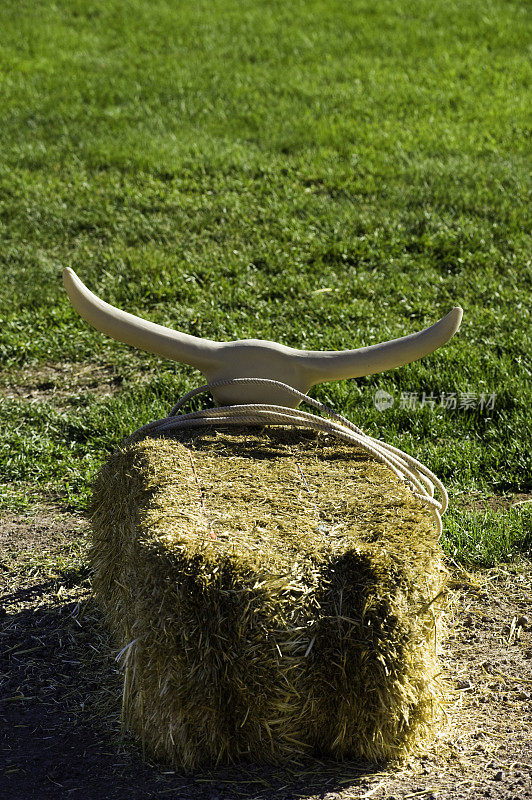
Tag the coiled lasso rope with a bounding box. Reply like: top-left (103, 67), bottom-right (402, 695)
top-left (124, 377), bottom-right (448, 537)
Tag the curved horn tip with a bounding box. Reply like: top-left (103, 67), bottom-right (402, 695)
top-left (446, 306), bottom-right (464, 335)
top-left (62, 267), bottom-right (81, 293)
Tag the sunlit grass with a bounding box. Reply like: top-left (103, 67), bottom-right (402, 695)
top-left (0, 0), bottom-right (530, 562)
top-left (443, 505), bottom-right (532, 566)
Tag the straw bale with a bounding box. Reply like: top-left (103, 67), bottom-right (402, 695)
top-left (90, 426), bottom-right (448, 769)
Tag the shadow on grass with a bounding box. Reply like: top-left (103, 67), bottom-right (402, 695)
top-left (1, 592), bottom-right (385, 800)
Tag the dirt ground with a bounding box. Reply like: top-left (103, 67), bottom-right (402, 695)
top-left (1, 509), bottom-right (530, 800)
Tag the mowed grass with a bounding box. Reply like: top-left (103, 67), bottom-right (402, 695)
top-left (0, 0), bottom-right (530, 564)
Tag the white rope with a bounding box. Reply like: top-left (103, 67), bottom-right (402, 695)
top-left (124, 378), bottom-right (448, 537)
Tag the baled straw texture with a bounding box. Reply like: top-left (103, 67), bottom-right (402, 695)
top-left (90, 426), bottom-right (448, 769)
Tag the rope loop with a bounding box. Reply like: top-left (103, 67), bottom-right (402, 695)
top-left (125, 377), bottom-right (448, 537)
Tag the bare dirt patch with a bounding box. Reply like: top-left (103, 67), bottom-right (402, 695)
top-left (1, 511), bottom-right (531, 800)
top-left (0, 363), bottom-right (123, 406)
top-left (453, 493), bottom-right (532, 513)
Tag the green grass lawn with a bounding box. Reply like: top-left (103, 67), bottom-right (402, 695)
top-left (1, 0), bottom-right (530, 564)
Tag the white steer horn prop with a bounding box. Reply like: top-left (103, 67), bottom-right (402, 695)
top-left (63, 268), bottom-right (463, 407)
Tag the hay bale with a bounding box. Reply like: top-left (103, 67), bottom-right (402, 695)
top-left (90, 426), bottom-right (447, 769)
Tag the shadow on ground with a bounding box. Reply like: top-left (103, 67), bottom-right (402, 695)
top-left (0, 596), bottom-right (384, 800)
